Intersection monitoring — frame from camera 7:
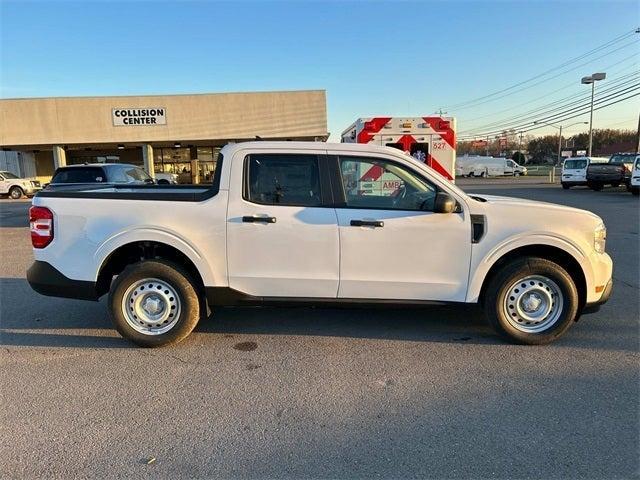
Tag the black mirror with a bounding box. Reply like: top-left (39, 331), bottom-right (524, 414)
top-left (433, 192), bottom-right (456, 214)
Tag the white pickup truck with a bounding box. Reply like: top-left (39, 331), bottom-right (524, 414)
top-left (27, 142), bottom-right (613, 347)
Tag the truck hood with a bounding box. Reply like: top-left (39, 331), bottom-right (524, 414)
top-left (470, 194), bottom-right (601, 221)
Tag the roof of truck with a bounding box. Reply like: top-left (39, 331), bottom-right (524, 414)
top-left (220, 141), bottom-right (407, 157)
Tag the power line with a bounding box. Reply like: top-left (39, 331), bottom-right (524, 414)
top-left (448, 39), bottom-right (639, 113)
top-left (458, 86), bottom-right (640, 140)
top-left (458, 71), bottom-right (640, 135)
top-left (458, 79), bottom-right (640, 138)
top-left (442, 28), bottom-right (639, 111)
top-left (519, 92), bottom-right (640, 134)
top-left (458, 55), bottom-right (639, 126)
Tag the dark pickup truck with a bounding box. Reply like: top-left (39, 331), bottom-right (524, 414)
top-left (586, 153), bottom-right (638, 191)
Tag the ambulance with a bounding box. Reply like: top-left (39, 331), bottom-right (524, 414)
top-left (341, 117), bottom-right (457, 186)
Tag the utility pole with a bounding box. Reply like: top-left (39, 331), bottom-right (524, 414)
top-left (557, 125), bottom-right (563, 166)
top-left (636, 110), bottom-right (640, 153)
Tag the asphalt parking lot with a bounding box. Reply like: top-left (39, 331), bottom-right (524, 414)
top-left (1, 183), bottom-right (638, 479)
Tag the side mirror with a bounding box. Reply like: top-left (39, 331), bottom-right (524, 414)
top-left (434, 192), bottom-right (457, 214)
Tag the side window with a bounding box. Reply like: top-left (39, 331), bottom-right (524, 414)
top-left (339, 156), bottom-right (437, 211)
top-left (108, 167), bottom-right (128, 183)
top-left (245, 154), bottom-right (322, 207)
top-left (122, 167), bottom-right (150, 182)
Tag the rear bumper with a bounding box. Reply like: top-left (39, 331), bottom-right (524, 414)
top-left (583, 278), bottom-right (613, 314)
top-left (27, 260), bottom-right (98, 301)
top-left (587, 175), bottom-right (623, 183)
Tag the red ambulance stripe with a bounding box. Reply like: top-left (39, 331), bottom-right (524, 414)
top-left (422, 117), bottom-right (455, 149)
top-left (427, 153), bottom-right (453, 180)
top-left (357, 117), bottom-right (392, 143)
top-left (360, 164), bottom-right (384, 181)
top-left (397, 134), bottom-right (415, 152)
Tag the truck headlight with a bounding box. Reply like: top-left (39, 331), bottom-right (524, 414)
top-left (594, 223), bottom-right (607, 253)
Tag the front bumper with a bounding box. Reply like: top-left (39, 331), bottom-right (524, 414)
top-left (583, 278), bottom-right (613, 314)
top-left (27, 261), bottom-right (98, 301)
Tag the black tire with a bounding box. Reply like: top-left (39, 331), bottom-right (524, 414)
top-left (632, 187), bottom-right (639, 196)
top-left (157, 179), bottom-right (170, 185)
top-left (9, 186), bottom-right (23, 199)
top-left (561, 183), bottom-right (570, 190)
top-left (589, 182), bottom-right (603, 191)
top-left (109, 259), bottom-right (201, 347)
top-left (483, 257), bottom-right (579, 345)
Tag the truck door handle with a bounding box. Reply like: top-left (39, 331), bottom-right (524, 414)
top-left (242, 216), bottom-right (276, 224)
top-left (350, 219), bottom-right (384, 228)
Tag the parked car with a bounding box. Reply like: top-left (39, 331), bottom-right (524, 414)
top-left (44, 163), bottom-right (154, 191)
top-left (630, 156), bottom-right (640, 196)
top-left (154, 172), bottom-right (179, 184)
top-left (561, 156), bottom-right (608, 189)
top-left (0, 170), bottom-right (42, 199)
top-left (27, 142), bottom-right (612, 347)
top-left (586, 153), bottom-right (637, 191)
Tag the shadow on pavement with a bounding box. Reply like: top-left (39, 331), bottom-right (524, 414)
top-left (1, 277), bottom-right (501, 348)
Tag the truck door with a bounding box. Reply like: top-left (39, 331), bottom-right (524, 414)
top-left (331, 153), bottom-right (471, 302)
top-left (226, 149), bottom-right (340, 298)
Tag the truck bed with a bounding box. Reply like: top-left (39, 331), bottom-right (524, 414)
top-left (37, 183), bottom-right (216, 202)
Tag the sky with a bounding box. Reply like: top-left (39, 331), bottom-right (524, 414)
top-left (0, 0), bottom-right (638, 141)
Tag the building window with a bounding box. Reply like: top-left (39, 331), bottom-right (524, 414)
top-left (153, 146), bottom-right (221, 184)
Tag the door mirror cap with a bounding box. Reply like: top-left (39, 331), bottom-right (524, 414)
top-left (433, 192), bottom-right (457, 214)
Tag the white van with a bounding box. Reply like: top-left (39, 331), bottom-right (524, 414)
top-left (630, 156), bottom-right (640, 196)
top-left (456, 157), bottom-right (527, 177)
top-left (561, 156), bottom-right (608, 189)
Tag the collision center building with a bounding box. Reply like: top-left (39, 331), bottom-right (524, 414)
top-left (0, 89), bottom-right (328, 184)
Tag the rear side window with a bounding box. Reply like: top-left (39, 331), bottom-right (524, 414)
top-left (244, 154), bottom-right (322, 207)
top-left (108, 165), bottom-right (151, 183)
top-left (564, 160), bottom-right (587, 169)
top-left (51, 167), bottom-right (105, 184)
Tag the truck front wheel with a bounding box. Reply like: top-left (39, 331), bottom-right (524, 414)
top-left (9, 186), bottom-right (23, 199)
top-left (108, 259), bottom-right (201, 347)
top-left (483, 257), bottom-right (579, 345)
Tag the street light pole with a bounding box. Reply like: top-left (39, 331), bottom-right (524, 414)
top-left (588, 81), bottom-right (595, 156)
top-left (581, 72), bottom-right (606, 156)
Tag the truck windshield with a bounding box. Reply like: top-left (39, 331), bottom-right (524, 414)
top-left (564, 160), bottom-right (587, 169)
top-left (51, 167), bottom-right (106, 184)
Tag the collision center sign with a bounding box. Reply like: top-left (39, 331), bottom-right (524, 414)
top-left (112, 108), bottom-right (166, 126)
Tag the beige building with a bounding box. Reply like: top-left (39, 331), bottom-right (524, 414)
top-left (0, 90), bottom-right (328, 183)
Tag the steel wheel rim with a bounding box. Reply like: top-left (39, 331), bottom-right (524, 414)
top-left (503, 275), bottom-right (563, 333)
top-left (10, 189), bottom-right (20, 199)
top-left (121, 278), bottom-right (181, 335)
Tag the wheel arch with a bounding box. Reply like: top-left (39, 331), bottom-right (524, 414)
top-left (473, 243), bottom-right (588, 312)
top-left (95, 240), bottom-right (208, 299)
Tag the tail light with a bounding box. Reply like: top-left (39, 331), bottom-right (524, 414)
top-left (29, 206), bottom-right (54, 248)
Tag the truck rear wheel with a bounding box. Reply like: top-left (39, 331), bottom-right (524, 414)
top-left (589, 182), bottom-right (603, 191)
top-left (483, 257), bottom-right (579, 345)
top-left (108, 259), bottom-right (201, 347)
top-left (561, 183), bottom-right (570, 190)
